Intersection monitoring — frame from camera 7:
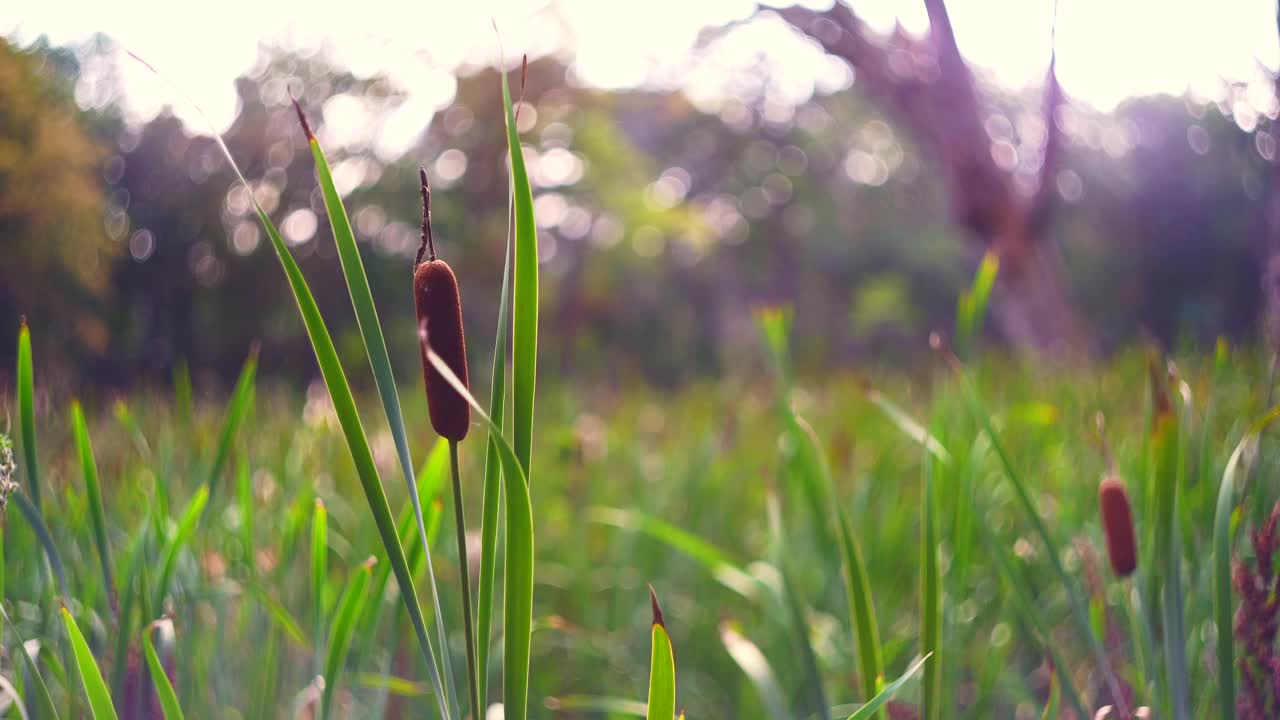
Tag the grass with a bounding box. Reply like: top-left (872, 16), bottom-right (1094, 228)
top-left (4, 335), bottom-right (1280, 716)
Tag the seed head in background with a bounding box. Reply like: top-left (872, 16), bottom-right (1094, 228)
top-left (0, 433), bottom-right (18, 512)
top-left (1098, 475), bottom-right (1137, 577)
top-left (414, 168), bottom-right (471, 442)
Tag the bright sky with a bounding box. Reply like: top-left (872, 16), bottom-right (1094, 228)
top-left (4, 0), bottom-right (1278, 154)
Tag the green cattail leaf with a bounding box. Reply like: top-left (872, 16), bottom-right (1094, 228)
top-left (153, 484), bottom-right (209, 611)
top-left (426, 348), bottom-right (534, 720)
top-left (863, 388), bottom-right (951, 465)
top-left (478, 170), bottom-right (515, 715)
top-left (206, 348), bottom-right (257, 495)
top-left (1149, 363), bottom-right (1188, 720)
top-left (16, 321), bottom-right (39, 511)
top-left (843, 654), bottom-right (929, 720)
top-left (500, 55), bottom-right (539, 483)
top-left (143, 620), bottom-right (184, 720)
top-left (720, 622), bottom-right (790, 720)
top-left (0, 604), bottom-right (60, 720)
top-left (126, 54), bottom-right (452, 720)
top-left (72, 401), bottom-right (115, 614)
top-left (61, 607), bottom-right (119, 720)
top-left (353, 673), bottom-right (431, 697)
top-left (298, 103), bottom-right (457, 719)
top-left (646, 589), bottom-right (676, 720)
top-left (321, 558), bottom-right (375, 720)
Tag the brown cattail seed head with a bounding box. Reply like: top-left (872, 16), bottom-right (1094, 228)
top-left (415, 258), bottom-right (470, 441)
top-left (1098, 476), bottom-right (1137, 577)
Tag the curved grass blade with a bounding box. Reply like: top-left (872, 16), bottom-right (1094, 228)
top-left (588, 507), bottom-right (760, 600)
top-left (499, 54), bottom-right (539, 481)
top-left (72, 401), bottom-right (115, 615)
top-left (321, 557), bottom-right (375, 720)
top-left (206, 347), bottom-right (257, 495)
top-left (478, 170), bottom-right (515, 714)
top-left (955, 251), bottom-right (998, 357)
top-left (1150, 372), bottom-right (1188, 720)
top-left (354, 673), bottom-right (431, 697)
top-left (646, 588), bottom-right (676, 720)
top-left (1212, 406), bottom-right (1280, 720)
top-left (0, 604), bottom-right (59, 720)
top-left (720, 622), bottom-right (790, 720)
top-left (11, 492), bottom-right (68, 599)
top-left (950, 360), bottom-right (1123, 713)
top-left (292, 101), bottom-right (458, 718)
top-left (127, 53), bottom-right (454, 720)
top-left (835, 506), bottom-right (881, 701)
top-left (143, 619), bottom-right (184, 720)
top-left (844, 654), bottom-right (928, 720)
top-left (426, 348), bottom-right (534, 720)
top-left (920, 458), bottom-right (941, 720)
top-left (16, 320), bottom-right (40, 511)
top-left (546, 695), bottom-right (647, 716)
top-left (153, 485), bottom-right (210, 610)
top-left (61, 606), bottom-right (119, 720)
top-left (976, 521), bottom-right (1087, 718)
top-left (244, 582), bottom-right (310, 650)
top-left (862, 388), bottom-right (951, 465)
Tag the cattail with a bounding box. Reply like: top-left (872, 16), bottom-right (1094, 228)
top-left (1098, 476), bottom-right (1137, 577)
top-left (414, 167), bottom-right (470, 442)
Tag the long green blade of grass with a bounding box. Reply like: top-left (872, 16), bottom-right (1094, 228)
top-left (0, 604), bottom-right (59, 720)
top-left (152, 484), bottom-right (209, 610)
top-left (844, 655), bottom-right (928, 720)
top-left (11, 492), bottom-right (68, 599)
top-left (920, 457), bottom-right (941, 720)
top-left (16, 320), bottom-right (39, 511)
top-left (72, 401), bottom-right (115, 616)
top-left (835, 506), bottom-right (881, 701)
top-left (546, 695), bottom-right (648, 716)
top-left (205, 348), bottom-right (257, 495)
top-left (500, 55), bottom-right (539, 482)
top-left (646, 588), bottom-right (676, 720)
top-left (134, 55), bottom-right (454, 718)
top-left (321, 557), bottom-right (375, 720)
top-left (950, 358), bottom-right (1124, 712)
top-left (720, 622), bottom-right (790, 720)
top-left (61, 607), bottom-right (119, 720)
top-left (955, 251), bottom-right (998, 357)
top-left (1210, 408), bottom-right (1280, 720)
top-left (426, 348), bottom-right (534, 720)
top-left (311, 498), bottom-right (328, 671)
top-left (143, 619), bottom-right (184, 720)
top-left (588, 507), bottom-right (760, 600)
top-left (1151, 372), bottom-right (1189, 720)
top-left (292, 101), bottom-right (458, 718)
top-left (478, 168), bottom-right (515, 715)
top-left (975, 518), bottom-right (1088, 718)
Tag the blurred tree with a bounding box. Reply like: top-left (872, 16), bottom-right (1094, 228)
top-left (0, 38), bottom-right (114, 358)
top-left (770, 1), bottom-right (1085, 354)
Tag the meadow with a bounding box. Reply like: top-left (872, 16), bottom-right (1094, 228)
top-left (5, 313), bottom-right (1280, 719)
top-left (2, 58), bottom-right (1278, 720)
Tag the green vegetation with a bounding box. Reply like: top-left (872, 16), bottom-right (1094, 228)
top-left (7, 315), bottom-right (1280, 716)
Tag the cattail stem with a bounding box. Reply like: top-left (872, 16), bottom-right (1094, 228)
top-left (449, 440), bottom-right (481, 720)
top-left (418, 167), bottom-right (436, 265)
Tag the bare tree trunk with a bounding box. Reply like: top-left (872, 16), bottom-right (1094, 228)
top-left (771, 0), bottom-right (1091, 355)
